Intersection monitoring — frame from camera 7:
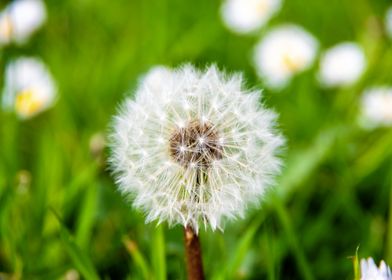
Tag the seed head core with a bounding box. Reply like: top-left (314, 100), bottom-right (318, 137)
top-left (169, 120), bottom-right (223, 169)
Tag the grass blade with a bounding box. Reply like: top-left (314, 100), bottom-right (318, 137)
top-left (151, 225), bottom-right (166, 280)
top-left (52, 210), bottom-right (100, 280)
top-left (123, 236), bottom-right (151, 279)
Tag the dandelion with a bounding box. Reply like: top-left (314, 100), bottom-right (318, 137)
top-left (109, 64), bottom-right (284, 278)
top-left (386, 6), bottom-right (392, 38)
top-left (2, 57), bottom-right (57, 119)
top-left (0, 0), bottom-right (46, 46)
top-left (110, 64), bottom-right (284, 231)
top-left (360, 258), bottom-right (392, 280)
top-left (359, 87), bottom-right (392, 128)
top-left (253, 24), bottom-right (318, 89)
top-left (318, 42), bottom-right (366, 87)
top-left (220, 0), bottom-right (282, 34)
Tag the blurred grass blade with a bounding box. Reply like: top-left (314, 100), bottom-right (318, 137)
top-left (76, 184), bottom-right (98, 250)
top-left (261, 233), bottom-right (276, 280)
top-left (151, 225), bottom-right (166, 280)
top-left (279, 126), bottom-right (341, 200)
top-left (273, 196), bottom-right (314, 280)
top-left (213, 214), bottom-right (265, 280)
top-left (64, 163), bottom-right (99, 214)
top-left (123, 236), bottom-right (151, 279)
top-left (353, 246), bottom-right (360, 280)
top-left (52, 210), bottom-right (100, 280)
top-left (353, 131), bottom-right (392, 181)
top-left (0, 185), bottom-right (11, 217)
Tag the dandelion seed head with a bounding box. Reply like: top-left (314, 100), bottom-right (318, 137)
top-left (109, 64), bottom-right (284, 232)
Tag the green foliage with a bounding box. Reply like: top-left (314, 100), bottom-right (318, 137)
top-left (1, 0), bottom-right (392, 279)
top-left (54, 210), bottom-right (100, 280)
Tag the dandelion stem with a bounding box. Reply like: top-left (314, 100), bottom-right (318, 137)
top-left (184, 226), bottom-right (205, 280)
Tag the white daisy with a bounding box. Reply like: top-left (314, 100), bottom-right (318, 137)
top-left (360, 258), bottom-right (392, 280)
top-left (0, 0), bottom-right (46, 46)
top-left (221, 0), bottom-right (282, 34)
top-left (2, 57), bottom-right (57, 119)
top-left (359, 87), bottom-right (392, 128)
top-left (386, 6), bottom-right (392, 38)
top-left (253, 24), bottom-right (318, 89)
top-left (318, 42), bottom-right (366, 87)
top-left (109, 65), bottom-right (284, 232)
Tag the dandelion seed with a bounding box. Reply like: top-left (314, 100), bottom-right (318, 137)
top-left (253, 24), bottom-right (318, 89)
top-left (0, 0), bottom-right (46, 46)
top-left (360, 258), bottom-right (392, 280)
top-left (221, 0), bottom-right (282, 34)
top-left (2, 57), bottom-right (57, 119)
top-left (109, 64), bottom-right (284, 232)
top-left (318, 42), bottom-right (366, 87)
top-left (359, 87), bottom-right (392, 129)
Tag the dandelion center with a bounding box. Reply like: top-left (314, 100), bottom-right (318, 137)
top-left (169, 120), bottom-right (223, 169)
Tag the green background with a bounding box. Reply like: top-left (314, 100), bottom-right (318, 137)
top-left (1, 0), bottom-right (392, 279)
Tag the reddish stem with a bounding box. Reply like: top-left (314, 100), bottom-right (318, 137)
top-left (184, 226), bottom-right (205, 280)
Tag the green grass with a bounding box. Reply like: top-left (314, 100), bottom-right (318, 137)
top-left (1, 0), bottom-right (392, 279)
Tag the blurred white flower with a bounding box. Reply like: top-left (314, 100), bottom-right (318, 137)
top-left (139, 66), bottom-right (173, 92)
top-left (2, 57), bottom-right (57, 119)
top-left (221, 0), bottom-right (281, 34)
top-left (386, 6), bottom-right (392, 38)
top-left (359, 87), bottom-right (392, 128)
top-left (0, 0), bottom-right (46, 46)
top-left (360, 258), bottom-right (392, 280)
top-left (253, 24), bottom-right (318, 89)
top-left (318, 42), bottom-right (366, 87)
top-left (109, 65), bottom-right (284, 232)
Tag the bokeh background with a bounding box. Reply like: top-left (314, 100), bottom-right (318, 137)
top-left (1, 0), bottom-right (392, 279)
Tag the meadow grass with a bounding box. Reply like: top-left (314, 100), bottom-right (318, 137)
top-left (1, 0), bottom-right (392, 279)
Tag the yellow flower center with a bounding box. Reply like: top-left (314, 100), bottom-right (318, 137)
top-left (256, 0), bottom-right (270, 15)
top-left (282, 52), bottom-right (305, 72)
top-left (0, 14), bottom-right (13, 41)
top-left (15, 89), bottom-right (45, 118)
